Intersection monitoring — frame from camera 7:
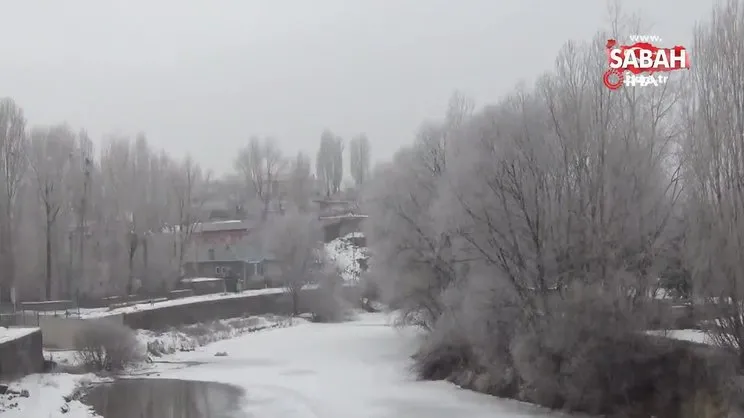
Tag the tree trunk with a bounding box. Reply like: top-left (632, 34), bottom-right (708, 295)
top-left (178, 226), bottom-right (186, 277)
top-left (78, 192), bottom-right (86, 300)
top-left (127, 250), bottom-right (135, 296)
top-left (127, 255), bottom-right (134, 295)
top-left (5, 241), bottom-right (13, 305)
top-left (66, 233), bottom-right (73, 298)
top-left (291, 289), bottom-right (300, 316)
top-left (0, 194), bottom-right (16, 304)
top-left (0, 221), bottom-right (12, 303)
top-left (143, 236), bottom-right (149, 276)
top-left (261, 198), bottom-right (270, 221)
top-left (127, 233), bottom-right (138, 296)
top-left (45, 217), bottom-right (52, 301)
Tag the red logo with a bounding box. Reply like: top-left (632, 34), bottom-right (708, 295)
top-left (603, 39), bottom-right (689, 90)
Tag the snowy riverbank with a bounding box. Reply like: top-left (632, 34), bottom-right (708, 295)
top-left (1, 312), bottom-right (574, 418)
top-left (0, 313), bottom-right (300, 418)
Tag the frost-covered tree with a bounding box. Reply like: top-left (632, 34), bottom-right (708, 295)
top-left (363, 92), bottom-right (473, 330)
top-left (0, 98), bottom-right (27, 302)
top-left (364, 24), bottom-right (687, 412)
top-left (265, 212), bottom-right (323, 315)
top-left (681, 0), bottom-right (744, 363)
top-left (288, 151), bottom-right (313, 212)
top-left (234, 136), bottom-right (285, 221)
top-left (169, 156), bottom-right (210, 279)
top-left (316, 130), bottom-right (344, 197)
top-left (349, 134), bottom-right (371, 187)
top-left (28, 125), bottom-right (76, 300)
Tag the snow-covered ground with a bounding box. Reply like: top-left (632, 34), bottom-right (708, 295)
top-left (38, 315), bottom-right (294, 372)
top-left (29, 286), bottom-right (299, 319)
top-left (325, 232), bottom-right (369, 283)
top-left (139, 314), bottom-right (294, 356)
top-left (132, 313), bottom-right (565, 417)
top-left (2, 313), bottom-right (570, 418)
top-left (2, 314), bottom-right (300, 418)
top-left (30, 284), bottom-right (337, 320)
top-left (647, 329), bottom-right (712, 344)
top-left (0, 373), bottom-right (102, 418)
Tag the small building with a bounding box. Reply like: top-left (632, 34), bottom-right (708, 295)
top-left (314, 197), bottom-right (367, 242)
top-left (314, 199), bottom-right (357, 214)
top-left (319, 214), bottom-right (368, 243)
top-left (183, 220), bottom-right (276, 289)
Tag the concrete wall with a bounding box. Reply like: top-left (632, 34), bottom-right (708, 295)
top-left (39, 314), bottom-right (124, 350)
top-left (122, 289), bottom-right (326, 330)
top-left (0, 329), bottom-right (43, 379)
top-left (122, 285), bottom-right (361, 331)
top-left (35, 285), bottom-right (360, 347)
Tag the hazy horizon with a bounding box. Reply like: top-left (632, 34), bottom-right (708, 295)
top-left (0, 0), bottom-right (713, 175)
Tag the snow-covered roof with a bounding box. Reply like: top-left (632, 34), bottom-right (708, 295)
top-left (318, 214), bottom-right (368, 220)
top-left (0, 327), bottom-right (39, 344)
top-left (313, 199), bottom-right (356, 206)
top-left (181, 277), bottom-right (225, 283)
top-left (194, 219), bottom-right (256, 233)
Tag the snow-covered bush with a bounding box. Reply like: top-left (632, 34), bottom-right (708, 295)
top-left (324, 232), bottom-right (369, 284)
top-left (74, 321), bottom-right (143, 372)
top-left (143, 315), bottom-right (285, 356)
top-left (307, 262), bottom-right (355, 323)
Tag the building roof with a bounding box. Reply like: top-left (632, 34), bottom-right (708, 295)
top-left (318, 213), bottom-right (368, 220)
top-left (312, 199), bottom-right (355, 205)
top-left (193, 219), bottom-right (256, 233)
top-left (181, 277), bottom-right (224, 283)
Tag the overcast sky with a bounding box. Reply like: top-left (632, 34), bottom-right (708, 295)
top-left (0, 0), bottom-right (714, 175)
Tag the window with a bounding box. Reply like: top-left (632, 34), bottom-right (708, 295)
top-left (208, 248), bottom-right (215, 261)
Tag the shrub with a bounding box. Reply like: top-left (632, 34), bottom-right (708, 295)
top-left (509, 288), bottom-right (737, 417)
top-left (514, 327), bottom-right (734, 416)
top-left (308, 265), bottom-right (355, 323)
top-left (413, 280), bottom-right (739, 417)
top-left (74, 321), bottom-right (142, 372)
top-left (412, 314), bottom-right (477, 381)
top-left (310, 290), bottom-right (353, 322)
top-left (412, 297), bottom-right (520, 398)
top-left (360, 274), bottom-right (380, 304)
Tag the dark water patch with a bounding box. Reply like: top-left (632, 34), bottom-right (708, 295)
top-left (82, 378), bottom-right (247, 418)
